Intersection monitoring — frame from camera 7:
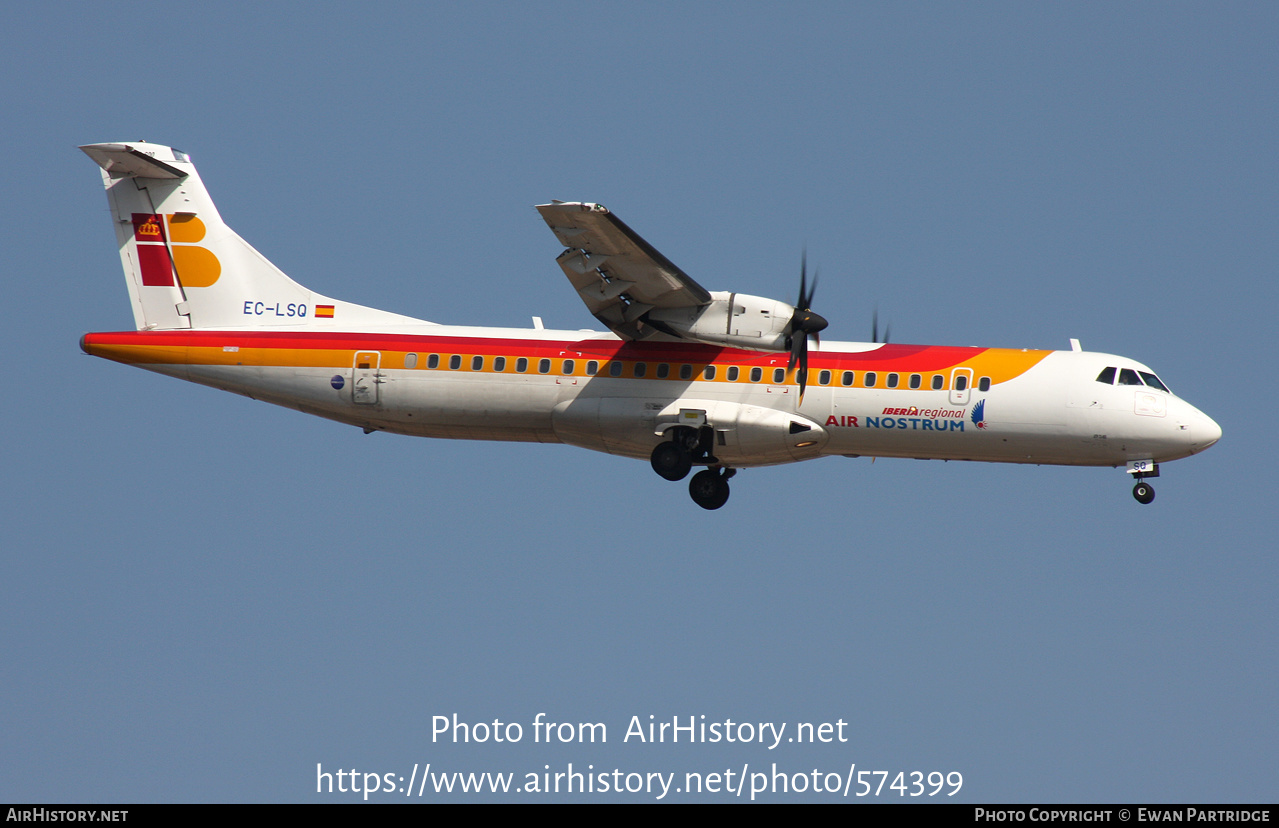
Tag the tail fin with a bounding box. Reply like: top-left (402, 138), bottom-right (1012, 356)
top-left (81, 141), bottom-right (424, 331)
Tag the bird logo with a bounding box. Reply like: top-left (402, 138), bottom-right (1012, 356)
top-left (971, 399), bottom-right (987, 429)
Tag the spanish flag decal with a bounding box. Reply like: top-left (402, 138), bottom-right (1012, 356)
top-left (315, 305), bottom-right (335, 318)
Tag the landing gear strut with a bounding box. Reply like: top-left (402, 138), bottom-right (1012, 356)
top-left (1132, 479), bottom-right (1155, 505)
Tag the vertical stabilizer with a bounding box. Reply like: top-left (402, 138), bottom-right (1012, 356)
top-left (81, 141), bottom-right (424, 331)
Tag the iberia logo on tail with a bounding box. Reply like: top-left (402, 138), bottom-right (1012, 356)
top-left (132, 213), bottom-right (221, 288)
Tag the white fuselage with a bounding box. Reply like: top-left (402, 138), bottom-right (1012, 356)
top-left (84, 322), bottom-right (1221, 471)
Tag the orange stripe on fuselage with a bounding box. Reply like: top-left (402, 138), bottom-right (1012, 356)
top-left (80, 331), bottom-right (1051, 387)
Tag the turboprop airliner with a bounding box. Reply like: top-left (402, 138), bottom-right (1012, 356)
top-left (79, 141), bottom-right (1221, 509)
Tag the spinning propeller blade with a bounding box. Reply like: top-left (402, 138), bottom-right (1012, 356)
top-left (787, 250), bottom-right (828, 400)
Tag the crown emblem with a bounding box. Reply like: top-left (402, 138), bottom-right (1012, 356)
top-left (138, 218), bottom-right (161, 237)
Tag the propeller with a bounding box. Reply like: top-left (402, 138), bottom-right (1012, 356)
top-left (787, 250), bottom-right (829, 400)
top-left (871, 308), bottom-right (891, 344)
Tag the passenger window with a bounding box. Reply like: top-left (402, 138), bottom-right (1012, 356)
top-left (679, 364), bottom-right (692, 380)
top-left (1139, 371), bottom-right (1169, 392)
top-left (727, 366), bottom-right (739, 381)
top-left (494, 356), bottom-right (506, 372)
top-left (471, 355), bottom-right (484, 371)
top-left (887, 372), bottom-right (899, 388)
top-left (750, 367), bottom-right (762, 382)
top-left (703, 365), bottom-right (716, 380)
top-left (978, 377), bottom-right (990, 392)
top-left (538, 358), bottom-right (551, 374)
top-left (586, 360), bottom-right (598, 376)
top-left (863, 372), bottom-right (877, 387)
top-left (909, 373), bottom-right (921, 389)
top-left (516, 357), bottom-right (528, 373)
top-left (404, 353), bottom-right (418, 369)
top-left (449, 355), bottom-right (461, 370)
top-left (841, 371), bottom-right (854, 386)
top-left (427, 354), bottom-right (440, 369)
top-left (1096, 367), bottom-right (1116, 385)
top-left (656, 363), bottom-right (670, 379)
top-left (955, 375), bottom-right (968, 391)
top-left (634, 362), bottom-right (647, 378)
top-left (819, 370), bottom-right (831, 386)
top-left (1118, 368), bottom-right (1142, 386)
top-left (773, 367), bottom-right (785, 384)
top-left (562, 359), bottom-right (574, 374)
top-left (931, 374), bottom-right (943, 390)
top-left (609, 361), bottom-right (623, 377)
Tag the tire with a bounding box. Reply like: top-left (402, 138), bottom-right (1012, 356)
top-left (689, 469), bottom-right (730, 510)
top-left (650, 441), bottom-right (692, 481)
top-left (1132, 482), bottom-right (1155, 505)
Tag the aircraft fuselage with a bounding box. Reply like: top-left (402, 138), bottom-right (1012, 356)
top-left (82, 325), bottom-right (1220, 470)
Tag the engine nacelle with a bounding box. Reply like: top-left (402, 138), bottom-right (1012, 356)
top-left (647, 291), bottom-right (794, 351)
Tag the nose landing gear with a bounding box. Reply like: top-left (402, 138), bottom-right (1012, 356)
top-left (1126, 460), bottom-right (1159, 505)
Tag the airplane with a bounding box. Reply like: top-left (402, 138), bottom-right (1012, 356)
top-left (79, 141), bottom-right (1221, 509)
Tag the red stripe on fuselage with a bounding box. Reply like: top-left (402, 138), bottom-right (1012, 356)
top-left (80, 330), bottom-right (985, 370)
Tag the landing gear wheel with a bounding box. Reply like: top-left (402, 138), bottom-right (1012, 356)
top-left (650, 441), bottom-right (692, 481)
top-left (1132, 481), bottom-right (1155, 505)
top-left (689, 469), bottom-right (731, 510)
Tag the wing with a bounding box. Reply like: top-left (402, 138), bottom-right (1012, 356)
top-left (536, 202), bottom-right (712, 340)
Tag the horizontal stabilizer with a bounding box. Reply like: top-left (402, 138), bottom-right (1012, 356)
top-left (80, 143), bottom-right (188, 179)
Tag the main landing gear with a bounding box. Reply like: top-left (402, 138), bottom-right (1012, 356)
top-left (649, 426), bottom-right (736, 509)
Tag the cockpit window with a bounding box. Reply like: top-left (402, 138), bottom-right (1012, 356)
top-left (1139, 371), bottom-right (1170, 393)
top-left (1118, 368), bottom-right (1143, 386)
top-left (1096, 367), bottom-right (1116, 385)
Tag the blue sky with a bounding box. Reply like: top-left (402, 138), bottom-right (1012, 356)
top-left (2, 2), bottom-right (1275, 802)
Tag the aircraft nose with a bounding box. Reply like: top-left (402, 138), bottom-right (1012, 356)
top-left (1180, 402), bottom-right (1221, 454)
top-left (1197, 411), bottom-right (1222, 451)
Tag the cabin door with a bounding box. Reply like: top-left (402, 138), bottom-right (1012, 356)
top-left (352, 351), bottom-right (382, 405)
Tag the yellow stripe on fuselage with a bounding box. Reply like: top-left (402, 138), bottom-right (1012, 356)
top-left (83, 333), bottom-right (1052, 389)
